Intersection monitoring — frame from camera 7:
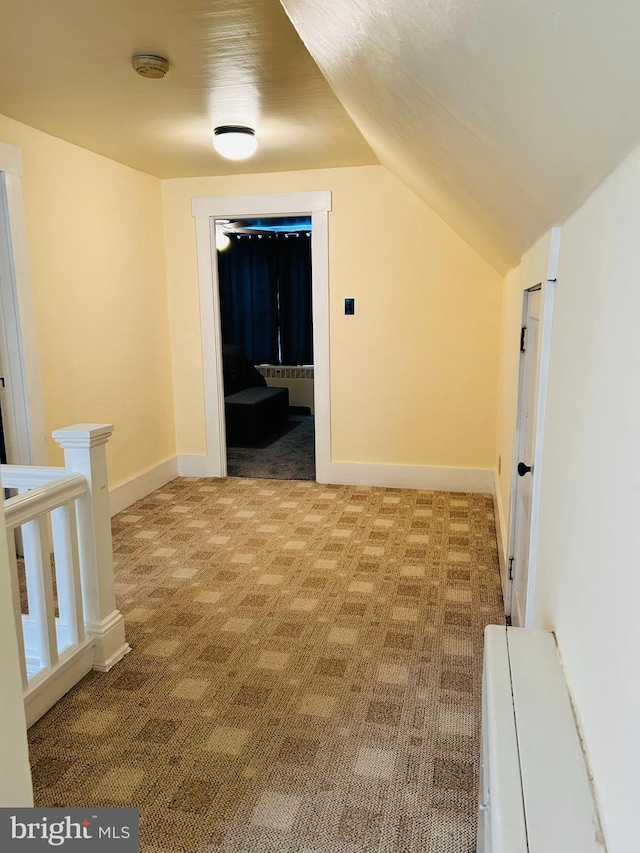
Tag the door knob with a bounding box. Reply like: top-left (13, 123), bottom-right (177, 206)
top-left (517, 462), bottom-right (532, 477)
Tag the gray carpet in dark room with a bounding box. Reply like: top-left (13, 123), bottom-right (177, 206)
top-left (227, 414), bottom-right (315, 481)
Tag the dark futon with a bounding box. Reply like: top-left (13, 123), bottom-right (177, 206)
top-left (222, 345), bottom-right (289, 446)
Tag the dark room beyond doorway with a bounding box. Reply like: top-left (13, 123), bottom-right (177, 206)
top-left (216, 215), bottom-right (315, 481)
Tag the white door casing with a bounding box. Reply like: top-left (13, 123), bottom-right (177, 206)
top-left (506, 227), bottom-right (560, 626)
top-left (0, 142), bottom-right (46, 466)
top-left (510, 288), bottom-right (541, 626)
top-left (0, 464), bottom-right (33, 805)
top-left (192, 191), bottom-right (331, 481)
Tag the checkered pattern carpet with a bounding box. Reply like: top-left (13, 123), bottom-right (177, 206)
top-left (28, 477), bottom-right (504, 852)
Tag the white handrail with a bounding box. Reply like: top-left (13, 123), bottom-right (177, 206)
top-left (1, 464), bottom-right (66, 489)
top-left (4, 474), bottom-right (87, 528)
top-left (1, 424), bottom-right (129, 727)
top-left (4, 472), bottom-right (89, 702)
top-left (5, 473), bottom-right (89, 684)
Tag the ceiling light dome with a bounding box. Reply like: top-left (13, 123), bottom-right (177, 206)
top-left (213, 126), bottom-right (257, 160)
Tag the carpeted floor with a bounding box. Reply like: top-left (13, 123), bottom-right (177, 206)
top-left (28, 477), bottom-right (504, 853)
top-left (226, 415), bottom-right (315, 481)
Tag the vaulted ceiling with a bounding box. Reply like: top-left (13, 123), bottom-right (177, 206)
top-left (2, 1), bottom-right (640, 272)
top-left (281, 0), bottom-right (640, 271)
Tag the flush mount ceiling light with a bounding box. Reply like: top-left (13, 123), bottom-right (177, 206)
top-left (132, 54), bottom-right (170, 79)
top-left (213, 126), bottom-right (258, 160)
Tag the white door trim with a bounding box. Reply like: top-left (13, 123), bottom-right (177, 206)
top-left (522, 277), bottom-right (555, 626)
top-left (192, 191), bottom-right (332, 481)
top-left (0, 465), bottom-right (34, 804)
top-left (0, 142), bottom-right (46, 465)
top-left (506, 227), bottom-right (561, 626)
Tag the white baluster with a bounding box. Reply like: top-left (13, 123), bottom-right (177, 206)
top-left (51, 503), bottom-right (84, 651)
top-left (6, 543), bottom-right (28, 691)
top-left (21, 515), bottom-right (58, 673)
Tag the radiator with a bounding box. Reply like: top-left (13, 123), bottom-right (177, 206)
top-left (256, 365), bottom-right (314, 413)
top-left (478, 626), bottom-right (605, 853)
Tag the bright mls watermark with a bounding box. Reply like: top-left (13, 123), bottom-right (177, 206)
top-left (0, 808), bottom-right (138, 850)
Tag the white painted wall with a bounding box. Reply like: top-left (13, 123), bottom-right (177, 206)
top-left (496, 145), bottom-right (640, 853)
top-left (0, 469), bottom-right (33, 806)
top-left (531, 145), bottom-right (640, 853)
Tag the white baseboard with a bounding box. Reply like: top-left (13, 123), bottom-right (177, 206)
top-left (323, 461), bottom-right (494, 493)
top-left (172, 455), bottom-right (493, 495)
top-left (178, 454), bottom-right (211, 477)
top-left (109, 456), bottom-right (179, 516)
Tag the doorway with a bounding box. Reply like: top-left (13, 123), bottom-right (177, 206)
top-left (216, 215), bottom-right (315, 480)
top-left (507, 280), bottom-right (556, 626)
top-left (510, 286), bottom-right (541, 625)
top-left (0, 143), bottom-right (46, 468)
top-left (192, 191), bottom-right (332, 482)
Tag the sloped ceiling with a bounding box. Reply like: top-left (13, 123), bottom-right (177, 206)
top-left (280, 0), bottom-right (640, 272)
top-left (3, 1), bottom-right (640, 273)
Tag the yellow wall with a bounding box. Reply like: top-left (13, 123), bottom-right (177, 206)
top-left (0, 114), bottom-right (175, 487)
top-left (162, 165), bottom-right (502, 468)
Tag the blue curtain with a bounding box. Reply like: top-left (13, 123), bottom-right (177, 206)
top-left (277, 233), bottom-right (313, 365)
top-left (217, 232), bottom-right (312, 365)
top-left (217, 234), bottom-right (278, 363)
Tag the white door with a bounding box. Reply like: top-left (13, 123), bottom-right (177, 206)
top-left (505, 227), bottom-right (561, 627)
top-left (510, 288), bottom-right (541, 626)
top-left (0, 158), bottom-right (46, 467)
top-left (0, 354), bottom-right (9, 464)
top-left (0, 189), bottom-right (23, 466)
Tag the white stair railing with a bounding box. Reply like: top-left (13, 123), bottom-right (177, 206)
top-left (2, 424), bottom-right (130, 726)
top-left (5, 473), bottom-right (88, 689)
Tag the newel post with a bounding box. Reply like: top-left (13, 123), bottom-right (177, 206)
top-left (52, 424), bottom-right (130, 671)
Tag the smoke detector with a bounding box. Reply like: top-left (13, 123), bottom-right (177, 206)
top-left (132, 54), bottom-right (170, 79)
